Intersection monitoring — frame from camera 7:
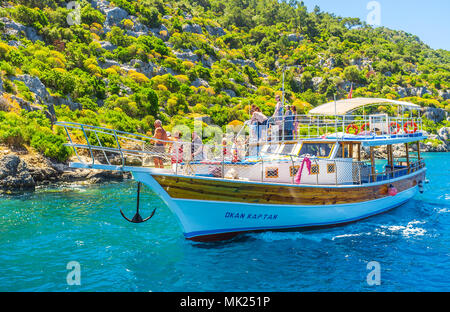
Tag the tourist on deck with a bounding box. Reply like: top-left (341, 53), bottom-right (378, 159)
top-left (273, 94), bottom-right (284, 140)
top-left (191, 131), bottom-right (204, 161)
top-left (250, 106), bottom-right (268, 156)
top-left (222, 138), bottom-right (230, 160)
top-left (250, 106), bottom-right (268, 138)
top-left (152, 120), bottom-right (168, 168)
top-left (273, 94), bottom-right (284, 121)
top-left (170, 131), bottom-right (184, 164)
top-left (284, 105), bottom-right (294, 141)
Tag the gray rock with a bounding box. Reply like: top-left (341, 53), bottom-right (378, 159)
top-left (105, 7), bottom-right (128, 27)
top-left (409, 86), bottom-right (431, 97)
top-left (205, 25), bottom-right (226, 37)
top-left (0, 76), bottom-right (3, 92)
top-left (8, 40), bottom-right (24, 48)
top-left (229, 59), bottom-right (257, 71)
top-left (438, 90), bottom-right (450, 100)
top-left (162, 15), bottom-right (172, 20)
top-left (396, 87), bottom-right (408, 98)
top-left (438, 127), bottom-right (450, 141)
top-left (129, 59), bottom-right (155, 78)
top-left (91, 0), bottom-right (110, 15)
top-left (421, 107), bottom-right (446, 124)
top-left (312, 77), bottom-right (323, 91)
top-left (182, 24), bottom-right (202, 34)
top-left (51, 95), bottom-right (82, 111)
top-left (99, 58), bottom-right (120, 69)
top-left (0, 17), bottom-right (42, 42)
top-left (183, 12), bottom-right (193, 20)
top-left (174, 50), bottom-right (199, 62)
top-left (287, 33), bottom-right (303, 42)
top-left (10, 75), bottom-right (50, 103)
top-left (0, 155), bottom-right (35, 191)
top-left (350, 57), bottom-right (373, 70)
top-left (10, 95), bottom-right (43, 113)
top-left (291, 76), bottom-right (302, 91)
top-left (100, 41), bottom-right (117, 51)
top-left (150, 24), bottom-right (170, 41)
top-left (201, 55), bottom-right (215, 68)
top-left (325, 57), bottom-right (335, 69)
top-left (191, 78), bottom-right (210, 88)
top-left (126, 30), bottom-right (147, 38)
top-left (1, 17), bottom-right (26, 36)
top-left (25, 26), bottom-right (43, 42)
top-left (194, 115), bottom-right (211, 124)
top-left (128, 16), bottom-right (148, 33)
top-left (223, 89), bottom-right (236, 97)
top-left (156, 66), bottom-right (177, 76)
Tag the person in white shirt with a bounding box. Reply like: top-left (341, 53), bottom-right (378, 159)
top-left (250, 106), bottom-right (268, 156)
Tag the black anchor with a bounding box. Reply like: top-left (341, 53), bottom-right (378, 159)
top-left (120, 182), bottom-right (156, 223)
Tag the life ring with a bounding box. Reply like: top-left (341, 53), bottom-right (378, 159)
top-left (360, 123), bottom-right (370, 132)
top-left (346, 124), bottom-right (359, 135)
top-left (403, 121), bottom-right (418, 134)
top-left (389, 122), bottom-right (401, 134)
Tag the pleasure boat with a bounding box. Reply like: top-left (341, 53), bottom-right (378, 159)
top-left (57, 98), bottom-right (427, 241)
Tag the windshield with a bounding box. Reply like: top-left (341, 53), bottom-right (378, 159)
top-left (298, 142), bottom-right (335, 158)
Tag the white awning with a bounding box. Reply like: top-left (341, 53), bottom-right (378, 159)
top-left (308, 98), bottom-right (420, 116)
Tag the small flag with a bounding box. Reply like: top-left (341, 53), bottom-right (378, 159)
top-left (347, 83), bottom-right (353, 99)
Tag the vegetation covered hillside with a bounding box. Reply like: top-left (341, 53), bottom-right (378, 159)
top-left (0, 0), bottom-right (449, 161)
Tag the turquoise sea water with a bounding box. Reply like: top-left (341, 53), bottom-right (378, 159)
top-left (0, 153), bottom-right (449, 291)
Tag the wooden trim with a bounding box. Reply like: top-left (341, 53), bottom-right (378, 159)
top-left (417, 141), bottom-right (421, 160)
top-left (388, 144), bottom-right (393, 168)
top-left (405, 143), bottom-right (410, 174)
top-left (153, 171), bottom-right (425, 206)
top-left (357, 143), bottom-right (361, 161)
top-left (370, 146), bottom-right (375, 182)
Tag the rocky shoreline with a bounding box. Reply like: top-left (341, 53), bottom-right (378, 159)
top-left (0, 151), bottom-right (131, 193)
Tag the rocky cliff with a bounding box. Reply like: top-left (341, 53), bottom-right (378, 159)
top-left (0, 148), bottom-right (130, 193)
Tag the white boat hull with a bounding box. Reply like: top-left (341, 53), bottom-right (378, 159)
top-left (132, 170), bottom-right (419, 241)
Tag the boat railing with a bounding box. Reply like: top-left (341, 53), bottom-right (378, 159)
top-left (246, 114), bottom-right (423, 145)
top-left (57, 121), bottom-right (424, 187)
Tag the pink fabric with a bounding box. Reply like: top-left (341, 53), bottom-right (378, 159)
top-left (295, 157), bottom-right (311, 184)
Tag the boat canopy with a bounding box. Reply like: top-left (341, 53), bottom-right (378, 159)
top-left (308, 97), bottom-right (420, 116)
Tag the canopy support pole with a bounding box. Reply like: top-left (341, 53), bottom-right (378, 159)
top-left (370, 146), bottom-right (376, 182)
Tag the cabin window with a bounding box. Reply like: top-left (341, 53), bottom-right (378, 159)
top-left (336, 143), bottom-right (354, 158)
top-left (264, 143), bottom-right (279, 154)
top-left (281, 143), bottom-right (296, 155)
top-left (310, 164), bottom-right (320, 175)
top-left (265, 168), bottom-right (279, 178)
top-left (290, 166), bottom-right (300, 177)
top-left (298, 142), bottom-right (334, 158)
top-left (327, 163), bottom-right (336, 174)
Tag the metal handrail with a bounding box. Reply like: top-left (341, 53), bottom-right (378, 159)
top-left (57, 121), bottom-right (425, 186)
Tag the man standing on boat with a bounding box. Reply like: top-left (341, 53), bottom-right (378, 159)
top-left (284, 105), bottom-right (294, 141)
top-left (152, 120), bottom-right (168, 168)
top-left (273, 94), bottom-right (284, 140)
top-left (191, 131), bottom-right (204, 161)
top-left (250, 106), bottom-right (268, 156)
